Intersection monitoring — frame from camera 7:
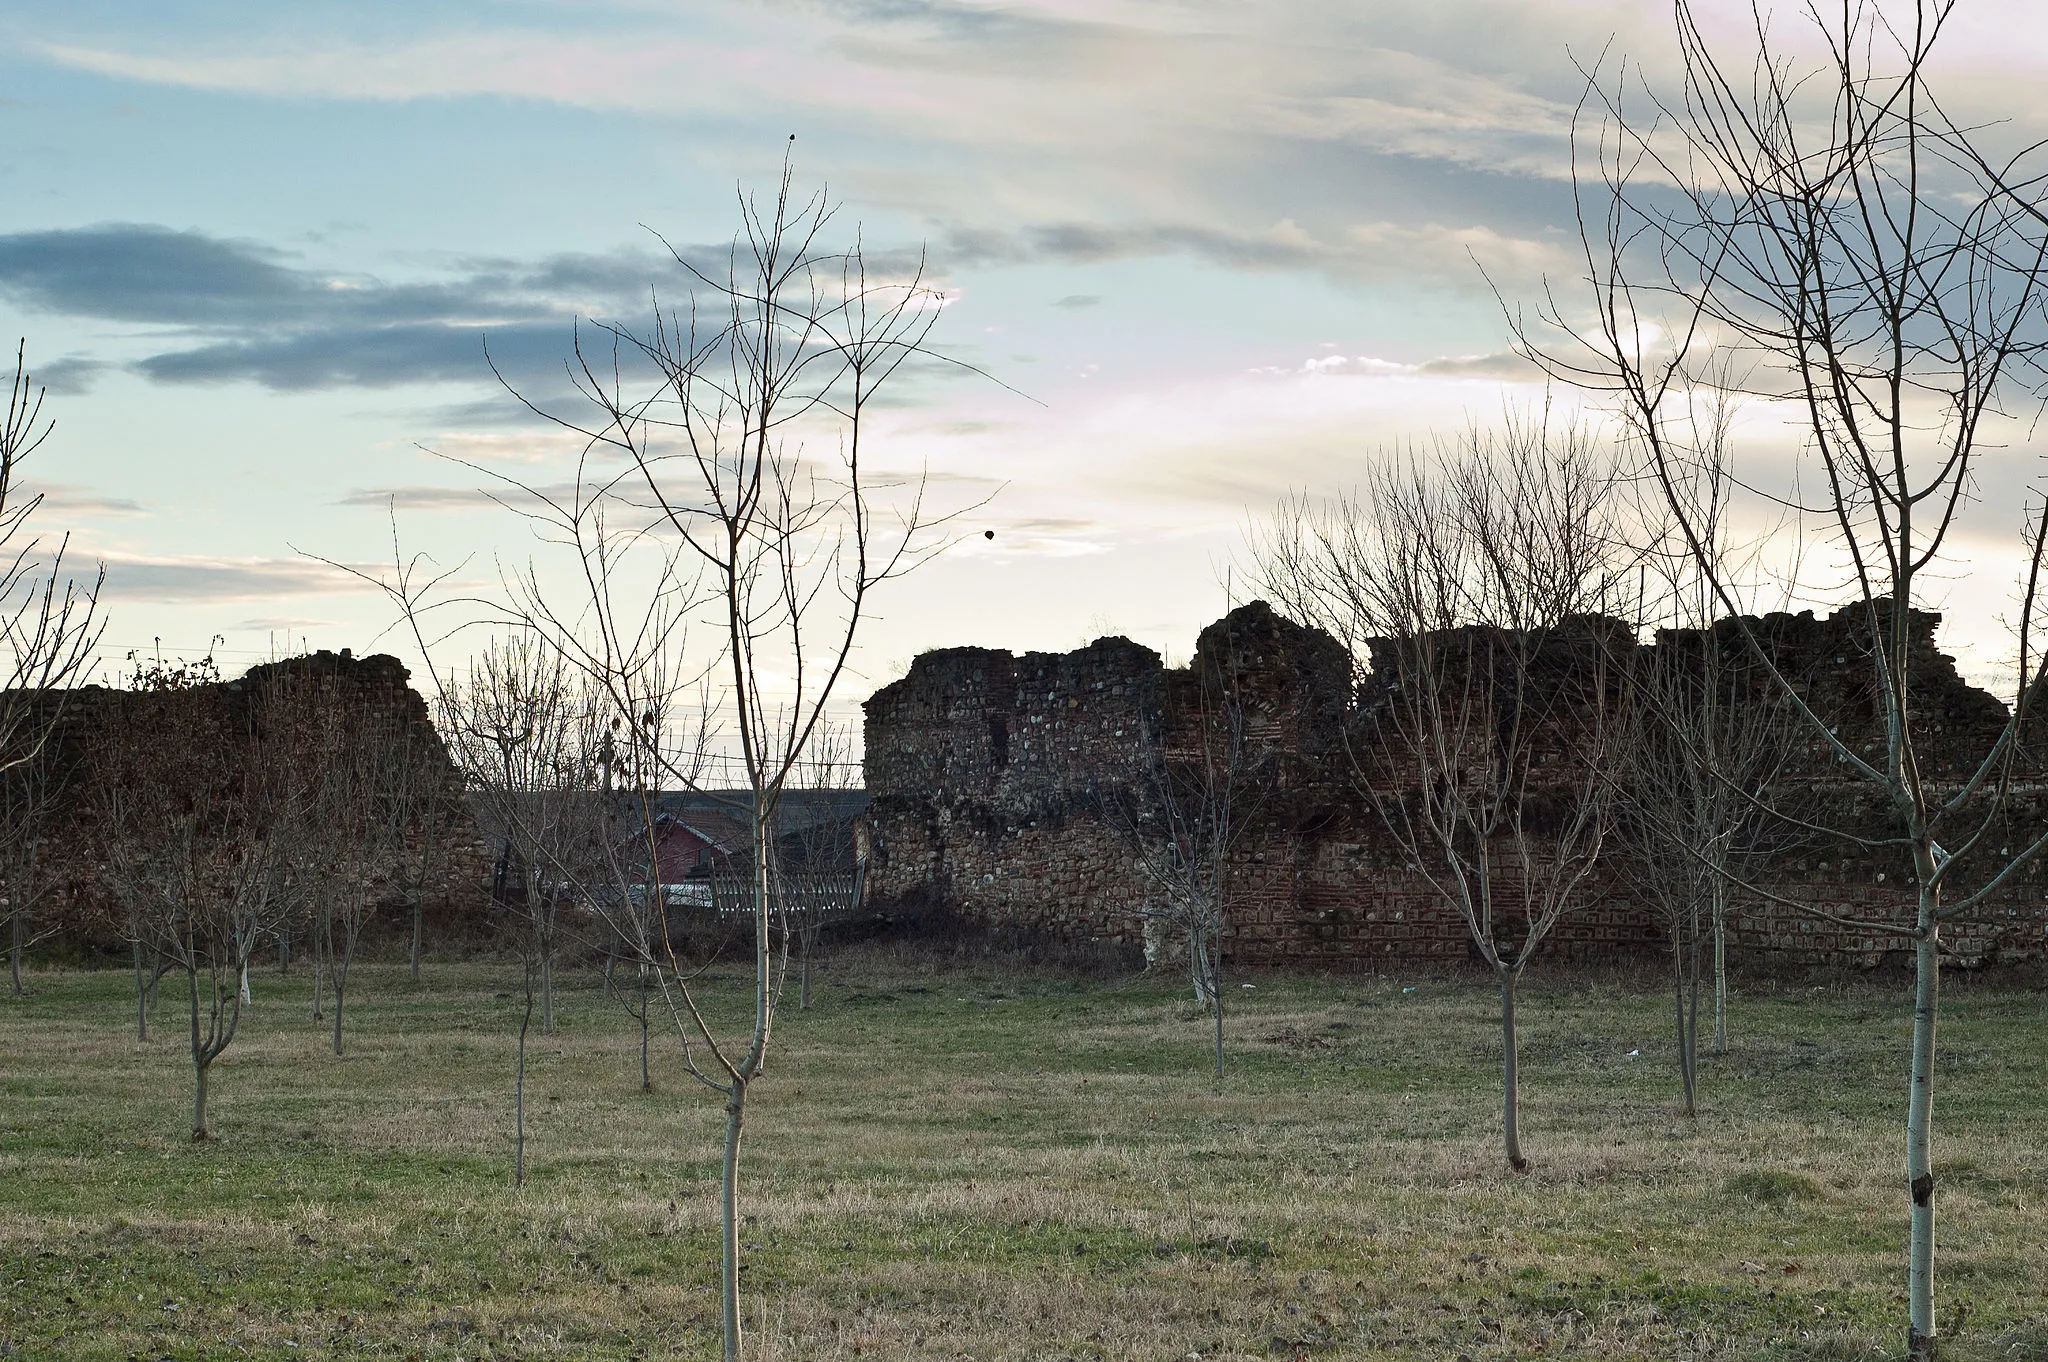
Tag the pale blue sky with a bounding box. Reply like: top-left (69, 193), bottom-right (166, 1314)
top-left (5, 1), bottom-right (2046, 697)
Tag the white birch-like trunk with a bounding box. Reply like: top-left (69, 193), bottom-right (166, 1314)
top-left (1906, 911), bottom-right (1940, 1359)
top-left (720, 1083), bottom-right (747, 1362)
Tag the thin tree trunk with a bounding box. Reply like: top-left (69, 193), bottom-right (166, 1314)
top-left (409, 894), bottom-right (422, 985)
top-left (515, 960), bottom-right (534, 1189)
top-left (134, 939), bottom-right (148, 1042)
top-left (332, 920), bottom-right (359, 1056)
top-left (188, 961), bottom-right (208, 1141)
top-left (638, 971), bottom-right (652, 1093)
top-left (1673, 920), bottom-right (1696, 1118)
top-left (1711, 886), bottom-right (1729, 1055)
top-left (1906, 915), bottom-right (1941, 1360)
top-left (9, 904), bottom-right (22, 997)
top-left (541, 950), bottom-right (554, 1036)
top-left (1685, 928), bottom-right (1702, 1116)
top-left (799, 931), bottom-right (811, 1011)
top-left (1212, 967), bottom-right (1225, 1085)
top-left (721, 1081), bottom-right (748, 1362)
top-left (239, 958), bottom-right (251, 1006)
top-left (278, 929), bottom-right (290, 975)
top-left (331, 937), bottom-right (349, 1057)
top-left (312, 913), bottom-right (326, 1021)
top-left (1501, 966), bottom-right (1527, 1173)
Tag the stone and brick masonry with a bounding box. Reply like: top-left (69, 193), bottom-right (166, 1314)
top-left (862, 602), bottom-right (2048, 970)
top-left (15, 650), bottom-right (492, 951)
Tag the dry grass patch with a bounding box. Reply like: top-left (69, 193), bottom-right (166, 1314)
top-left (2, 954), bottom-right (2044, 1358)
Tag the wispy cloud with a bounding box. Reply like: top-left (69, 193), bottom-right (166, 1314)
top-left (94, 552), bottom-right (370, 603)
top-left (942, 217), bottom-right (1572, 290)
top-left (21, 482), bottom-right (151, 519)
top-left (336, 483), bottom-right (581, 512)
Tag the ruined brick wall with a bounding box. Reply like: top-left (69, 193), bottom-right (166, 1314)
top-left (864, 637), bottom-right (1164, 948)
top-left (9, 650), bottom-right (493, 951)
top-left (864, 601), bottom-right (2048, 971)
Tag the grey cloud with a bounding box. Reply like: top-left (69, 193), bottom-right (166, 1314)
top-left (336, 483), bottom-right (581, 511)
top-left (0, 223), bottom-right (957, 394)
top-left (97, 554), bottom-right (365, 603)
top-left (0, 224), bottom-right (681, 331)
top-left (31, 355), bottom-right (107, 395)
top-left (1052, 294), bottom-right (1102, 310)
top-left (0, 223), bottom-right (739, 392)
top-left (832, 5), bottom-right (1144, 81)
top-left (937, 218), bottom-right (1564, 288)
top-left (23, 482), bottom-right (150, 518)
top-left (990, 516), bottom-right (1101, 535)
top-left (1416, 351), bottom-right (1543, 380)
top-left (232, 616), bottom-right (343, 632)
top-left (136, 320), bottom-right (582, 390)
top-left (0, 223), bottom-right (311, 326)
top-left (869, 465), bottom-right (1004, 488)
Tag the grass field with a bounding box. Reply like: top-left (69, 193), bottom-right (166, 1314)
top-left (2, 949), bottom-right (2045, 1360)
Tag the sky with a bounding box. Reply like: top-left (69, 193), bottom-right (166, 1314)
top-left (7, 0), bottom-right (2048, 714)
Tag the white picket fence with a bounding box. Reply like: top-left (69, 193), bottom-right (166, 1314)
top-left (702, 868), bottom-right (867, 927)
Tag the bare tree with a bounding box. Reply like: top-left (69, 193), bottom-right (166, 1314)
top-left (98, 674), bottom-right (310, 1140)
top-left (336, 159), bottom-right (976, 1357)
top-left (386, 720), bottom-right (456, 986)
top-left (436, 636), bottom-right (598, 1186)
top-left (1522, 3), bottom-right (2048, 1349)
top-left (0, 744), bottom-right (63, 997)
top-left (105, 648), bottom-right (225, 1040)
top-left (1259, 420), bottom-right (1623, 1171)
top-left (0, 341), bottom-right (104, 992)
top-left (1099, 640), bottom-right (1257, 1083)
top-left (307, 681), bottom-right (397, 1058)
top-left (410, 162), bottom-right (970, 1362)
top-left (1614, 598), bottom-right (1796, 1113)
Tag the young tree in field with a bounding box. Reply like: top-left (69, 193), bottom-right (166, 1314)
top-left (384, 719), bottom-right (456, 986)
top-left (379, 163), bottom-right (974, 1362)
top-left (1529, 3), bottom-right (2048, 1348)
top-left (99, 677), bottom-right (309, 1140)
top-left (106, 647), bottom-right (226, 1040)
top-left (1100, 644), bottom-right (1257, 1083)
top-left (1259, 422), bottom-right (1623, 1172)
top-left (1614, 601), bottom-right (1795, 1114)
top-left (0, 341), bottom-right (103, 992)
top-left (580, 671), bottom-right (704, 1092)
top-left (0, 746), bottom-right (62, 997)
top-left (436, 636), bottom-right (599, 1185)
top-left (1616, 449), bottom-right (1804, 1067)
top-left (303, 683), bottom-right (396, 1058)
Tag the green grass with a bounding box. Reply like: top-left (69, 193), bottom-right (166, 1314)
top-left (2, 951), bottom-right (2045, 1359)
